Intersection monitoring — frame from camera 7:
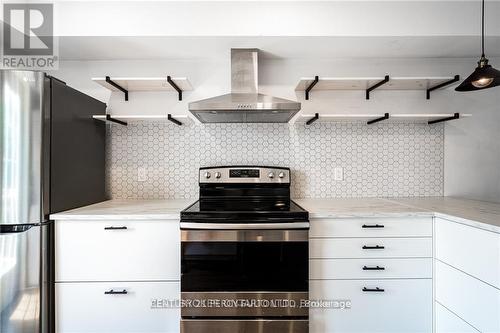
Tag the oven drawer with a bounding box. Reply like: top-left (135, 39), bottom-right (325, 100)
top-left (310, 258), bottom-right (432, 279)
top-left (310, 237), bottom-right (432, 259)
top-left (56, 220), bottom-right (180, 281)
top-left (181, 319), bottom-right (308, 333)
top-left (181, 292), bottom-right (308, 317)
top-left (56, 281), bottom-right (180, 333)
top-left (310, 217), bottom-right (432, 238)
top-left (310, 279), bottom-right (432, 333)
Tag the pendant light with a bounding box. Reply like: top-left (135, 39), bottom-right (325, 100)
top-left (456, 0), bottom-right (500, 91)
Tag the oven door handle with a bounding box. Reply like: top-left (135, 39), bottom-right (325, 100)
top-left (180, 222), bottom-right (310, 230)
top-left (181, 228), bottom-right (309, 241)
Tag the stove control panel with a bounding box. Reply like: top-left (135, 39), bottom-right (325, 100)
top-left (199, 166), bottom-right (290, 184)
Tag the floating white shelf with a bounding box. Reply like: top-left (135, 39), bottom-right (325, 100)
top-left (92, 76), bottom-right (193, 101)
top-left (296, 77), bottom-right (458, 91)
top-left (296, 77), bottom-right (386, 91)
top-left (296, 113), bottom-right (472, 125)
top-left (295, 75), bottom-right (460, 100)
top-left (92, 77), bottom-right (193, 92)
top-left (93, 114), bottom-right (193, 126)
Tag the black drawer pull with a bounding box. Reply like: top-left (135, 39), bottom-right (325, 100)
top-left (104, 289), bottom-right (128, 295)
top-left (363, 265), bottom-right (385, 270)
top-left (362, 224), bottom-right (384, 228)
top-left (104, 226), bottom-right (128, 230)
top-left (362, 287), bottom-right (385, 292)
top-left (362, 245), bottom-right (385, 250)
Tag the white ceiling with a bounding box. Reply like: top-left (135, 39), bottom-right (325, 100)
top-left (58, 36), bottom-right (500, 61)
top-left (53, 1), bottom-right (500, 37)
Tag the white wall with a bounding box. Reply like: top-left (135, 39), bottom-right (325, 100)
top-left (50, 55), bottom-right (500, 202)
top-left (444, 90), bottom-right (500, 202)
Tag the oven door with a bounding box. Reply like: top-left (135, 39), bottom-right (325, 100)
top-left (180, 228), bottom-right (309, 318)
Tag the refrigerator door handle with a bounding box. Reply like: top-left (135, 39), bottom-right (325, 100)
top-left (0, 224), bottom-right (36, 234)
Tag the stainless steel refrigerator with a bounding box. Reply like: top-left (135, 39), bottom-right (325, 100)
top-left (0, 70), bottom-right (106, 333)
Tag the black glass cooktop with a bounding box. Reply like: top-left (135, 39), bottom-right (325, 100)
top-left (180, 199), bottom-right (309, 223)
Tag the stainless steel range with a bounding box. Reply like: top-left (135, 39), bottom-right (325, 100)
top-left (180, 166), bottom-right (309, 333)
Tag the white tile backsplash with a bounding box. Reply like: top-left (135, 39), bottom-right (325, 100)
top-left (106, 122), bottom-right (444, 199)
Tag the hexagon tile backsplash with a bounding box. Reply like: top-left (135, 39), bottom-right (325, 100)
top-left (106, 122), bottom-right (444, 199)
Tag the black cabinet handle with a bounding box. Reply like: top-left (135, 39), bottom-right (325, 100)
top-left (104, 289), bottom-right (128, 295)
top-left (362, 287), bottom-right (385, 292)
top-left (363, 265), bottom-right (385, 270)
top-left (362, 224), bottom-right (384, 228)
top-left (362, 245), bottom-right (385, 249)
top-left (104, 226), bottom-right (128, 230)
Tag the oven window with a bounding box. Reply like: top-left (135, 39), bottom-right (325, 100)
top-left (181, 242), bottom-right (308, 292)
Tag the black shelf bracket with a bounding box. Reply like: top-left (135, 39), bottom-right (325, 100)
top-left (428, 113), bottom-right (460, 125)
top-left (167, 114), bottom-right (183, 126)
top-left (306, 113), bottom-right (319, 125)
top-left (366, 75), bottom-right (390, 100)
top-left (105, 114), bottom-right (127, 126)
top-left (167, 76), bottom-right (183, 101)
top-left (367, 113), bottom-right (390, 125)
top-left (305, 76), bottom-right (319, 100)
top-left (426, 75), bottom-right (460, 100)
top-left (105, 76), bottom-right (128, 101)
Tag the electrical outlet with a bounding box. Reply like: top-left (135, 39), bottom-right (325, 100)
top-left (334, 167), bottom-right (344, 181)
top-left (137, 167), bottom-right (147, 182)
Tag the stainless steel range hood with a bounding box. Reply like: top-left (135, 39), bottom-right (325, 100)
top-left (189, 49), bottom-right (301, 123)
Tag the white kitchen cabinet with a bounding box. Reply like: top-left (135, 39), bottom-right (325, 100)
top-left (435, 302), bottom-right (480, 333)
top-left (435, 260), bottom-right (500, 333)
top-left (56, 281), bottom-right (180, 333)
top-left (310, 279), bottom-right (432, 333)
top-left (309, 216), bottom-right (433, 333)
top-left (310, 258), bottom-right (432, 280)
top-left (55, 218), bottom-right (181, 333)
top-left (55, 220), bottom-right (180, 281)
top-left (310, 237), bottom-right (432, 259)
top-left (434, 218), bottom-right (500, 333)
top-left (310, 217), bottom-right (432, 238)
top-left (435, 217), bottom-right (500, 289)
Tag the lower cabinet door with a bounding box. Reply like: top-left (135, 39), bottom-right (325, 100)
top-left (435, 302), bottom-right (480, 333)
top-left (56, 281), bottom-right (180, 333)
top-left (310, 258), bottom-right (432, 280)
top-left (310, 237), bottom-right (432, 259)
top-left (310, 279), bottom-right (432, 333)
top-left (435, 260), bottom-right (500, 333)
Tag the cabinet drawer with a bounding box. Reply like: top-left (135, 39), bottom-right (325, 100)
top-left (56, 281), bottom-right (180, 333)
top-left (310, 258), bottom-right (432, 280)
top-left (310, 217), bottom-right (432, 238)
top-left (310, 238), bottom-right (432, 259)
top-left (310, 279), bottom-right (432, 333)
top-left (435, 302), bottom-right (480, 333)
top-left (435, 218), bottom-right (500, 289)
top-left (435, 260), bottom-right (500, 333)
top-left (56, 220), bottom-right (180, 281)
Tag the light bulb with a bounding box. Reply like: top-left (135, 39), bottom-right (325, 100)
top-left (471, 77), bottom-right (494, 88)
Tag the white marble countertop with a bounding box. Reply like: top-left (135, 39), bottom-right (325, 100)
top-left (294, 198), bottom-right (433, 218)
top-left (387, 197), bottom-right (500, 233)
top-left (50, 197), bottom-right (500, 233)
top-left (50, 199), bottom-right (194, 220)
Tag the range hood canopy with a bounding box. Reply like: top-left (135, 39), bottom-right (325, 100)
top-left (189, 48), bottom-right (301, 123)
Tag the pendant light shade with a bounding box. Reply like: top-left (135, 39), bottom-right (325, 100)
top-left (456, 0), bottom-right (500, 92)
top-left (455, 57), bottom-right (500, 91)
